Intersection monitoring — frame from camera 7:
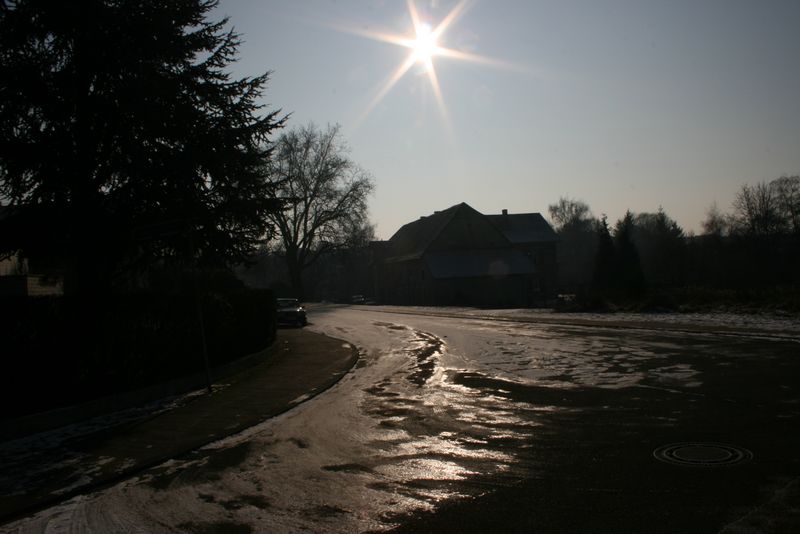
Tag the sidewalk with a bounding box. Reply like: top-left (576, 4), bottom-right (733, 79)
top-left (0, 328), bottom-right (358, 526)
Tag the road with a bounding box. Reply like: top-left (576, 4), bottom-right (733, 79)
top-left (6, 306), bottom-right (800, 533)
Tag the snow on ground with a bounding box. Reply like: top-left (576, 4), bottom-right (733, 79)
top-left (358, 304), bottom-right (800, 334)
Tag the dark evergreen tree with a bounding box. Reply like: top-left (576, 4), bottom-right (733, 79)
top-left (0, 0), bottom-right (285, 295)
top-left (592, 215), bottom-right (615, 291)
top-left (632, 208), bottom-right (687, 287)
top-left (613, 211), bottom-right (645, 295)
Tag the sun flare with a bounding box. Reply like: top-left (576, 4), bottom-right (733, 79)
top-left (333, 0), bottom-right (522, 130)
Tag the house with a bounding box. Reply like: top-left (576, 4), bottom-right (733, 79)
top-left (0, 254), bottom-right (64, 296)
top-left (0, 206), bottom-right (64, 297)
top-left (372, 203), bottom-right (557, 307)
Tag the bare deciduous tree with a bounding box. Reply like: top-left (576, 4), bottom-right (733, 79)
top-left (772, 175), bottom-right (800, 234)
top-left (548, 197), bottom-right (593, 232)
top-left (732, 181), bottom-right (784, 235)
top-left (701, 202), bottom-right (731, 237)
top-left (266, 124), bottom-right (374, 298)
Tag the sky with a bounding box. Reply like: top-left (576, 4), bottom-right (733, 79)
top-left (217, 0), bottom-right (800, 239)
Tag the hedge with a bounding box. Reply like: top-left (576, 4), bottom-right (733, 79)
top-left (0, 288), bottom-right (277, 419)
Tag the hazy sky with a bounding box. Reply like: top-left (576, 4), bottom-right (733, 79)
top-left (218, 0), bottom-right (800, 239)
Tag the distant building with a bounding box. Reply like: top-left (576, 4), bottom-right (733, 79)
top-left (0, 206), bottom-right (64, 297)
top-left (372, 203), bottom-right (557, 307)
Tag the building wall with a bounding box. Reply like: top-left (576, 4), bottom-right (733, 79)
top-left (0, 274), bottom-right (63, 297)
top-left (379, 258), bottom-right (534, 308)
top-left (516, 241), bottom-right (558, 300)
top-left (429, 275), bottom-right (531, 307)
top-left (379, 259), bottom-right (429, 305)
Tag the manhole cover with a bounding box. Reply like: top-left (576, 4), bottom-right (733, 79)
top-left (653, 442), bottom-right (753, 467)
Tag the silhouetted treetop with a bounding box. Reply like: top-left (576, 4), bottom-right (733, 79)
top-left (548, 197), bottom-right (594, 233)
top-left (701, 202), bottom-right (732, 237)
top-left (0, 0), bottom-right (286, 293)
top-left (630, 208), bottom-right (685, 288)
top-left (772, 175), bottom-right (800, 235)
top-left (719, 176), bottom-right (798, 237)
top-left (700, 175), bottom-right (799, 238)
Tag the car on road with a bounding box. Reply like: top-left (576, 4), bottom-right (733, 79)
top-left (276, 298), bottom-right (307, 326)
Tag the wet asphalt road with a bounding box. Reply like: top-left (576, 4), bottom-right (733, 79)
top-left (318, 307), bottom-right (800, 533)
top-left (6, 306), bottom-right (800, 533)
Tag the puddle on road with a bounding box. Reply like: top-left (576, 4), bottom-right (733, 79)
top-left (405, 330), bottom-right (443, 387)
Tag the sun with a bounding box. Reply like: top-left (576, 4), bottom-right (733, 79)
top-left (411, 22), bottom-right (438, 65)
top-left (344, 0), bottom-right (473, 128)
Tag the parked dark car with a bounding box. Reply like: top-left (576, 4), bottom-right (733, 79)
top-left (276, 298), bottom-right (307, 326)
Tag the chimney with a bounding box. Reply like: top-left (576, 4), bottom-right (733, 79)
top-left (502, 209), bottom-right (508, 216)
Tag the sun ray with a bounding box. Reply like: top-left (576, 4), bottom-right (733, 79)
top-left (425, 58), bottom-right (455, 143)
top-left (324, 22), bottom-right (412, 49)
top-left (407, 0), bottom-right (423, 34)
top-left (353, 53), bottom-right (418, 129)
top-left (430, 0), bottom-right (471, 40)
top-left (434, 46), bottom-right (530, 73)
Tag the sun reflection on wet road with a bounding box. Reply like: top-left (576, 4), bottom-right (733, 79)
top-left (352, 320), bottom-right (538, 518)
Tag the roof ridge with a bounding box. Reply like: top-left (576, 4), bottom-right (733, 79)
top-left (486, 212), bottom-right (545, 217)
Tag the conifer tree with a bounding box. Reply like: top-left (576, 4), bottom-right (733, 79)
top-left (613, 211), bottom-right (645, 295)
top-left (0, 0), bottom-right (285, 294)
top-left (592, 215), bottom-right (615, 291)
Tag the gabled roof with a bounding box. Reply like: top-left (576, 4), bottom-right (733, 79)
top-left (486, 212), bottom-right (558, 244)
top-left (385, 202), bottom-right (477, 262)
top-left (384, 204), bottom-right (556, 264)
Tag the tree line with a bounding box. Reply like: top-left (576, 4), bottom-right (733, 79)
top-left (549, 174), bottom-right (800, 311)
top-left (0, 0), bottom-right (373, 300)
